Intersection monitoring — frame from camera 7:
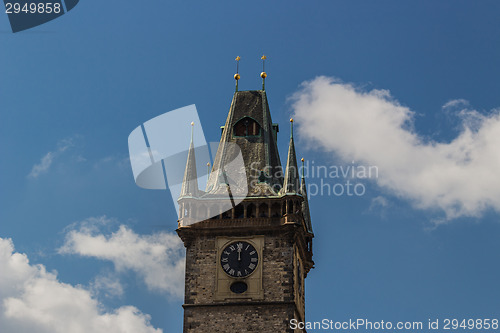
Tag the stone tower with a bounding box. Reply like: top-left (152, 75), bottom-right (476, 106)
top-left (177, 67), bottom-right (314, 332)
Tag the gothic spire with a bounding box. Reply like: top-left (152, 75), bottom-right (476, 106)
top-left (300, 158), bottom-right (313, 233)
top-left (282, 118), bottom-right (299, 194)
top-left (179, 122), bottom-right (199, 198)
top-left (300, 158), bottom-right (306, 195)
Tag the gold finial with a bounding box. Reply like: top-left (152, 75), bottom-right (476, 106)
top-left (290, 118), bottom-right (294, 123)
top-left (191, 121), bottom-right (194, 126)
top-left (301, 158), bottom-right (304, 162)
top-left (234, 56), bottom-right (241, 91)
top-left (261, 55), bottom-right (267, 90)
top-left (235, 56), bottom-right (241, 74)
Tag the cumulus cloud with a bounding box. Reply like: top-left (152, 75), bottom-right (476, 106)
top-left (90, 273), bottom-right (125, 299)
top-left (28, 138), bottom-right (74, 178)
top-left (291, 76), bottom-right (500, 221)
top-left (59, 216), bottom-right (185, 299)
top-left (0, 237), bottom-right (161, 333)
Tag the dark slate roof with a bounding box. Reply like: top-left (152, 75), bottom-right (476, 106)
top-left (205, 90), bottom-right (283, 197)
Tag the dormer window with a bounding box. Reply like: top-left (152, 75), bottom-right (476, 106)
top-left (234, 117), bottom-right (261, 137)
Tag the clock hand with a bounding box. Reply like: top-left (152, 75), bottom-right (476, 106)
top-left (237, 248), bottom-right (241, 261)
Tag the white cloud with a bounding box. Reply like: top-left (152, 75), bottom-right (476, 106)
top-left (0, 237), bottom-right (161, 333)
top-left (28, 138), bottom-right (74, 178)
top-left (291, 76), bottom-right (500, 221)
top-left (370, 196), bottom-right (389, 210)
top-left (90, 274), bottom-right (124, 299)
top-left (28, 151), bottom-right (55, 178)
top-left (59, 216), bottom-right (185, 299)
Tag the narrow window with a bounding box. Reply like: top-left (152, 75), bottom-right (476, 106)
top-left (234, 117), bottom-right (261, 137)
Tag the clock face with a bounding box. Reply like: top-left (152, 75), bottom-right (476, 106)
top-left (220, 241), bottom-right (259, 278)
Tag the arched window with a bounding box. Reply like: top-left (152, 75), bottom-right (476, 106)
top-left (234, 204), bottom-right (244, 218)
top-left (247, 203), bottom-right (256, 218)
top-left (259, 203), bottom-right (269, 217)
top-left (197, 205), bottom-right (207, 221)
top-left (271, 203), bottom-right (281, 217)
top-left (234, 117), bottom-right (261, 137)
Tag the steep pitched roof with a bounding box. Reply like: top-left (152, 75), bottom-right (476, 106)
top-left (300, 166), bottom-right (313, 234)
top-left (206, 90), bottom-right (283, 197)
top-left (282, 120), bottom-right (299, 194)
top-left (179, 127), bottom-right (199, 198)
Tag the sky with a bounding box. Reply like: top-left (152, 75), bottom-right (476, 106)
top-left (1, 1), bottom-right (500, 332)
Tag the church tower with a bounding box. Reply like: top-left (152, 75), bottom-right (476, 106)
top-left (177, 57), bottom-right (314, 333)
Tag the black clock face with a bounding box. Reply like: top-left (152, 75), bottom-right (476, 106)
top-left (220, 241), bottom-right (259, 278)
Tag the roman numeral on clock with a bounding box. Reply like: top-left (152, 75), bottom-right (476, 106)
top-left (220, 241), bottom-right (259, 278)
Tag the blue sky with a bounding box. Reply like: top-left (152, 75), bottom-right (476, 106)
top-left (1, 1), bottom-right (500, 332)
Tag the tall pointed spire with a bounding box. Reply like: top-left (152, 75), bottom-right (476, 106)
top-left (300, 158), bottom-right (306, 193)
top-left (300, 158), bottom-right (313, 233)
top-left (282, 118), bottom-right (299, 194)
top-left (179, 122), bottom-right (199, 198)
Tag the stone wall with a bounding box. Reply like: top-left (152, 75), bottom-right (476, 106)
top-left (181, 228), bottom-right (303, 332)
top-left (183, 303), bottom-right (296, 333)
